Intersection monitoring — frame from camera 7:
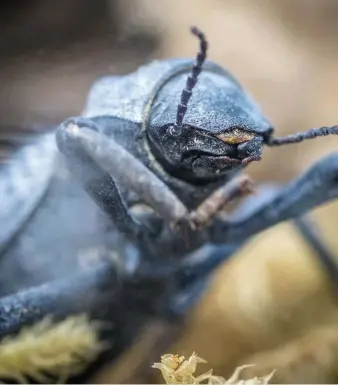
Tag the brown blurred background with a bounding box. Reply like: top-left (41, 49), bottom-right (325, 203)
top-left (2, 1), bottom-right (338, 383)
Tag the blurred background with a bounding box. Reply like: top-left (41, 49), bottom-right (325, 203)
top-left (1, 0), bottom-right (338, 383)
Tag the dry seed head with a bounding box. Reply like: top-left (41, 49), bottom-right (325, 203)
top-left (152, 353), bottom-right (275, 385)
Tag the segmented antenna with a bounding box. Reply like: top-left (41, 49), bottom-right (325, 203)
top-left (175, 26), bottom-right (208, 128)
top-left (267, 125), bottom-right (338, 146)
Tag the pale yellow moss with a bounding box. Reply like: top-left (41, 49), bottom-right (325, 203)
top-left (0, 315), bottom-right (106, 383)
top-left (152, 353), bottom-right (275, 384)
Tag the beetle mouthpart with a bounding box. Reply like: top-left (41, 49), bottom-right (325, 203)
top-left (241, 155), bottom-right (262, 164)
top-left (216, 129), bottom-right (255, 145)
top-left (192, 155), bottom-right (242, 176)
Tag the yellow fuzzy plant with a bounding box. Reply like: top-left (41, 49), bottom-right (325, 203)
top-left (0, 314), bottom-right (105, 384)
top-left (152, 352), bottom-right (275, 384)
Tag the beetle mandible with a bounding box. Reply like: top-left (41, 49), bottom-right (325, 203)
top-left (56, 26), bottom-right (338, 298)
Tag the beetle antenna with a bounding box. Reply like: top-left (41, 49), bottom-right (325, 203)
top-left (175, 26), bottom-right (208, 128)
top-left (267, 125), bottom-right (338, 146)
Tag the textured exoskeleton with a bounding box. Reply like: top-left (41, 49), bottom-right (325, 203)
top-left (56, 27), bottom-right (338, 286)
top-left (0, 26), bottom-right (337, 383)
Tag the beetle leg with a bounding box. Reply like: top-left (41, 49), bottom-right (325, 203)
top-left (293, 216), bottom-right (338, 285)
top-left (56, 117), bottom-right (189, 246)
top-left (0, 259), bottom-right (183, 382)
top-left (190, 215), bottom-right (338, 288)
top-left (57, 120), bottom-right (189, 225)
top-left (184, 174), bottom-right (255, 230)
top-left (177, 184), bottom-right (338, 288)
top-left (231, 183), bottom-right (338, 281)
top-left (56, 119), bottom-right (145, 243)
top-left (209, 153), bottom-right (338, 248)
top-left (167, 186), bottom-right (282, 285)
top-left (0, 262), bottom-right (119, 339)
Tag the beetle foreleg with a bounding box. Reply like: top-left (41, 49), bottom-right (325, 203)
top-left (182, 174), bottom-right (255, 230)
top-left (56, 119), bottom-right (147, 242)
top-left (209, 153), bottom-right (338, 248)
top-left (57, 120), bottom-right (189, 226)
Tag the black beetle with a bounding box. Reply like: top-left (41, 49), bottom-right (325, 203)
top-left (56, 26), bottom-right (338, 272)
top-left (0, 25), bottom-right (337, 383)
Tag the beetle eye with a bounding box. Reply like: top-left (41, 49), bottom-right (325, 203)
top-left (216, 128), bottom-right (255, 144)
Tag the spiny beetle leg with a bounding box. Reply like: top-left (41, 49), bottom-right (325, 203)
top-left (178, 174), bottom-right (255, 231)
top-left (172, 186), bottom-right (283, 284)
top-left (62, 123), bottom-right (189, 226)
top-left (56, 118), bottom-right (145, 242)
top-left (209, 152), bottom-right (338, 247)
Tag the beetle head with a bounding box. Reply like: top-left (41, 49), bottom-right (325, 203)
top-left (147, 27), bottom-right (272, 183)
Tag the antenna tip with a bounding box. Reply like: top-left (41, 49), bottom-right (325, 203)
top-left (190, 26), bottom-right (204, 39)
